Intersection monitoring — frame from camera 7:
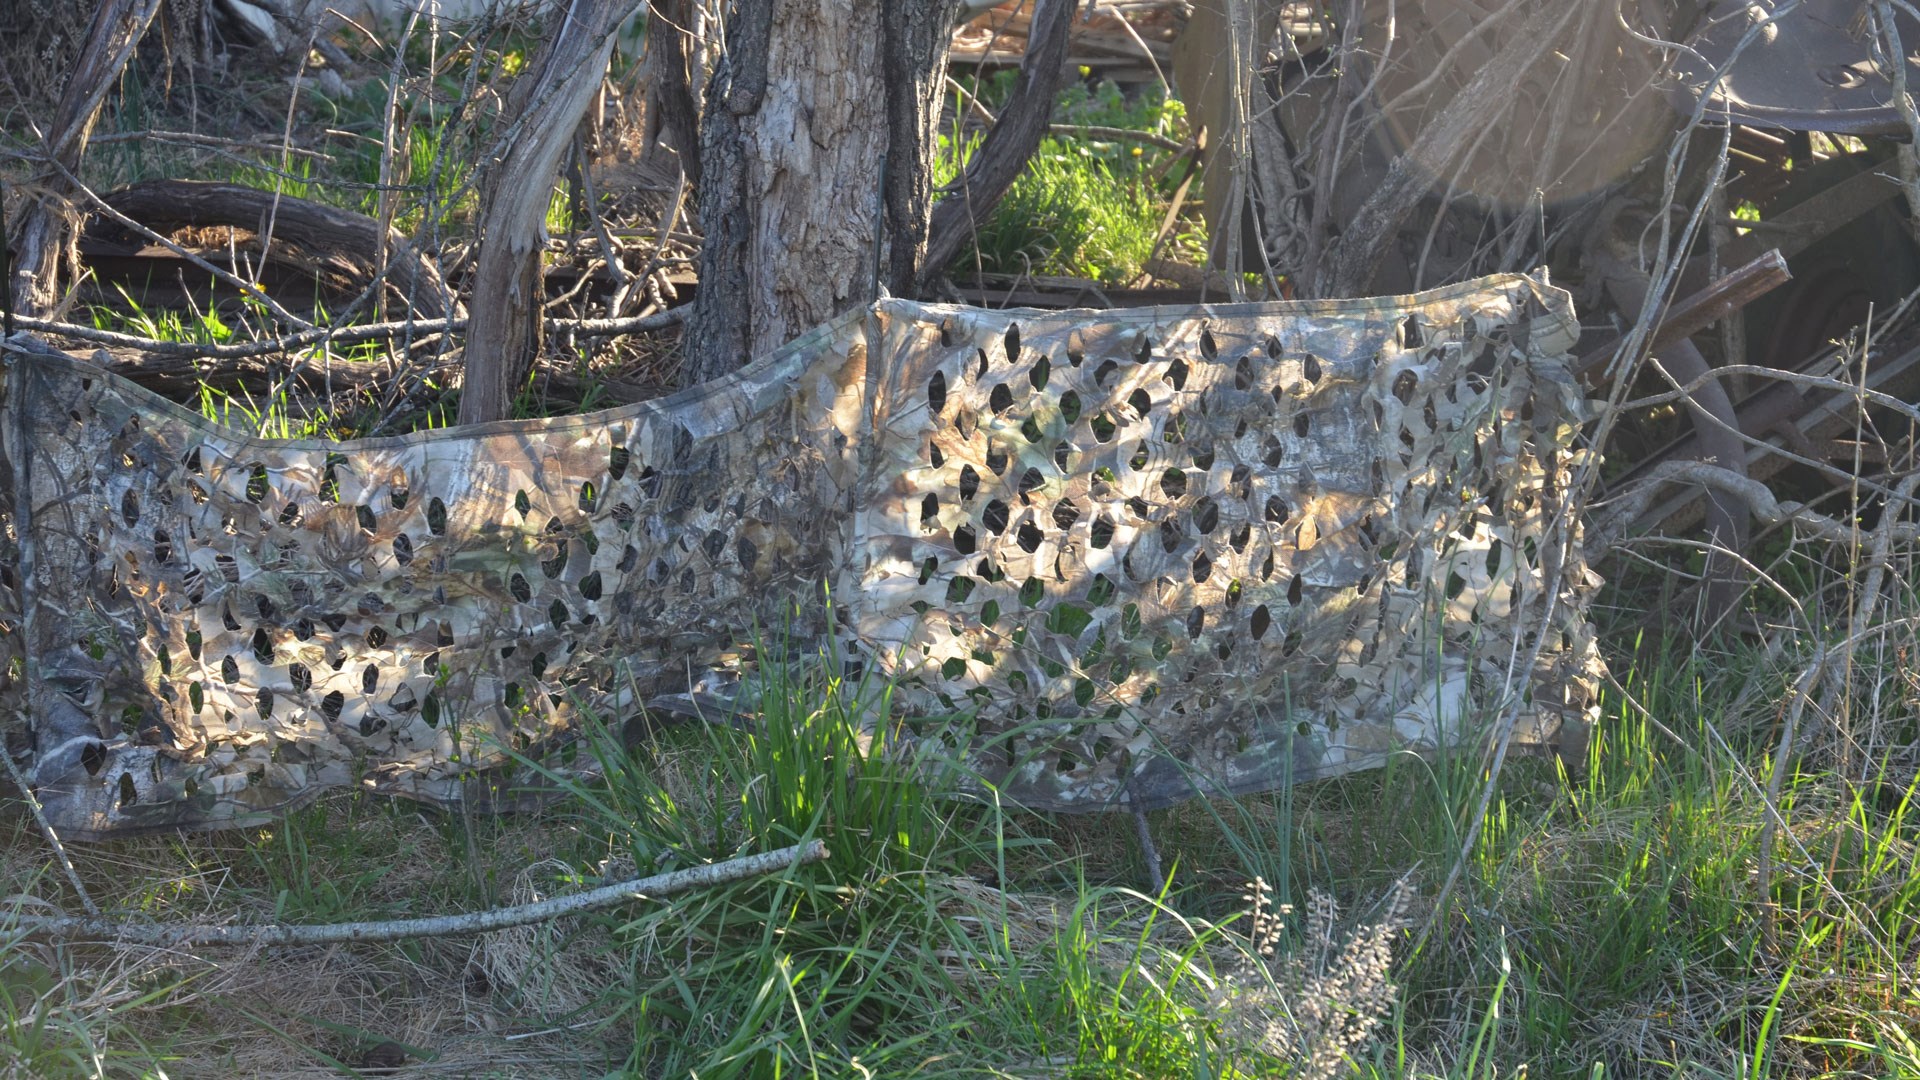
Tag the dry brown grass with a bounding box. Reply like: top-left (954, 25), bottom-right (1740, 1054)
top-left (2, 797), bottom-right (635, 1078)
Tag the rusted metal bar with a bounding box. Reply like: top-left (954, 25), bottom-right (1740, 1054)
top-left (1576, 249), bottom-right (1791, 381)
top-left (1594, 251), bottom-right (1756, 624)
top-left (1609, 342), bottom-right (1920, 536)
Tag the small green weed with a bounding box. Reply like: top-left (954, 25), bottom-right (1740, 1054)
top-left (192, 381), bottom-right (331, 440)
top-left (93, 284), bottom-right (237, 348)
top-left (0, 856), bottom-right (182, 1080)
top-left (0, 934), bottom-right (112, 1079)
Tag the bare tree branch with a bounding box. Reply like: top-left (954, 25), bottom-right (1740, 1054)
top-left (1592, 460), bottom-right (1920, 554)
top-left (459, 0), bottom-right (635, 425)
top-left (919, 0), bottom-right (1078, 290)
top-left (11, 840), bottom-right (827, 946)
top-left (10, 308), bottom-right (683, 361)
top-left (1321, 3), bottom-right (1574, 297)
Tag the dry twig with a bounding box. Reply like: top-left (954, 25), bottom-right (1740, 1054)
top-left (10, 307), bottom-right (685, 361)
top-left (12, 840), bottom-right (827, 946)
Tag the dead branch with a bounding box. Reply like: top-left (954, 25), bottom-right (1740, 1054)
top-left (1823, 469), bottom-right (1920, 758)
top-left (11, 305), bottom-right (683, 360)
top-left (0, 753), bottom-right (99, 918)
top-left (1591, 460), bottom-right (1920, 554)
top-left (95, 179), bottom-right (457, 320)
top-left (1617, 362), bottom-right (1920, 430)
top-left (86, 129), bottom-right (335, 160)
top-left (1300, 0), bottom-right (1366, 294)
top-left (919, 0), bottom-right (1078, 290)
top-left (6, 0), bottom-right (164, 318)
top-left (1321, 3), bottom-right (1575, 297)
top-left (460, 0), bottom-right (632, 425)
top-left (11, 840), bottom-right (827, 946)
top-left (1044, 124), bottom-right (1186, 151)
top-left (1872, 2), bottom-right (1920, 249)
top-left (574, 141), bottom-right (638, 321)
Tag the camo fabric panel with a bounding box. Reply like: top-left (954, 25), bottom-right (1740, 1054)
top-left (1, 316), bottom-right (869, 839)
top-left (0, 273), bottom-right (1601, 836)
top-left (848, 277), bottom-right (1600, 809)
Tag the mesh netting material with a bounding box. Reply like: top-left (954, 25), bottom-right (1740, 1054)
top-left (0, 273), bottom-right (1602, 838)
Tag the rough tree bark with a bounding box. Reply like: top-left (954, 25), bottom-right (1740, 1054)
top-left (458, 0), bottom-right (635, 426)
top-left (640, 0), bottom-right (706, 186)
top-left (681, 0), bottom-right (963, 386)
top-left (6, 0), bottom-right (164, 318)
top-left (884, 2), bottom-right (970, 295)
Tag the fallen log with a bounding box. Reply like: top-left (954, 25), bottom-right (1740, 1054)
top-left (90, 180), bottom-right (458, 320)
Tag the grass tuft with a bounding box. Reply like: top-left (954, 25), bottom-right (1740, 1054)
top-left (940, 77), bottom-right (1199, 284)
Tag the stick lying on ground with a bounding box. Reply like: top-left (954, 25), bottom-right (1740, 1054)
top-left (8, 840), bottom-right (827, 947)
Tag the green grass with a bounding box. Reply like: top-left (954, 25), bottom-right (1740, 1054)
top-left (955, 140), bottom-right (1165, 284)
top-left (549, 633), bottom-right (1219, 1076)
top-left (86, 288), bottom-right (348, 440)
top-left (11, 599), bottom-right (1916, 1077)
top-left (0, 920), bottom-right (144, 1079)
top-left (10, 32), bottom-right (1920, 1080)
top-left (93, 284), bottom-right (244, 349)
top-left (939, 77), bottom-right (1200, 284)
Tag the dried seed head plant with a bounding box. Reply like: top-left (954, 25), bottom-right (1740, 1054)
top-left (1212, 874), bottom-right (1415, 1079)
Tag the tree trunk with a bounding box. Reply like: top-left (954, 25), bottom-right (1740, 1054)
top-left (458, 0), bottom-right (633, 426)
top-left (882, 2), bottom-right (966, 295)
top-left (681, 0), bottom-right (961, 387)
top-left (7, 0), bottom-right (164, 318)
top-left (640, 0), bottom-right (706, 186)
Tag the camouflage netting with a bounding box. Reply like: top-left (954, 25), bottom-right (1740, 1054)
top-left (0, 273), bottom-right (1602, 838)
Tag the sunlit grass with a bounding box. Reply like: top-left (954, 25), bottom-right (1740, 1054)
top-left (9, 29), bottom-right (1920, 1080)
top-left (87, 285), bottom-right (391, 440)
top-left (938, 77), bottom-right (1200, 284)
top-left (7, 596), bottom-right (1920, 1076)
